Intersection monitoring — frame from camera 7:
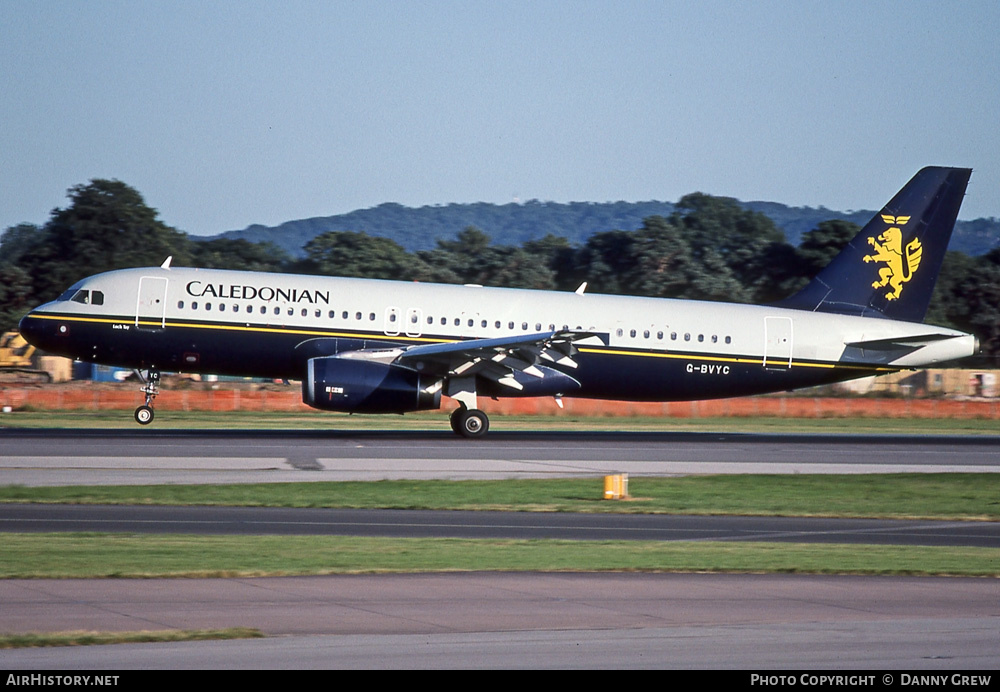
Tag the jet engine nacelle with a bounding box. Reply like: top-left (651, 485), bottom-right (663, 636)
top-left (303, 356), bottom-right (441, 413)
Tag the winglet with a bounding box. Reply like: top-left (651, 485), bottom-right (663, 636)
top-left (575, 282), bottom-right (588, 295)
top-left (160, 256), bottom-right (173, 270)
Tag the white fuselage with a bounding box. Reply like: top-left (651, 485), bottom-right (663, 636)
top-left (20, 266), bottom-right (977, 404)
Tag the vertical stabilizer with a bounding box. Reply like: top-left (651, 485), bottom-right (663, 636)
top-left (777, 167), bottom-right (971, 322)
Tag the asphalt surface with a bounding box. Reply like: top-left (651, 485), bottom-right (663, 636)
top-left (3, 503), bottom-right (999, 547)
top-left (2, 429), bottom-right (999, 485)
top-left (2, 429), bottom-right (998, 669)
top-left (2, 573), bottom-right (997, 669)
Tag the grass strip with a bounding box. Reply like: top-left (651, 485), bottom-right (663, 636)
top-left (0, 628), bottom-right (263, 649)
top-left (1, 533), bottom-right (997, 578)
top-left (2, 410), bottom-right (999, 434)
top-left (3, 474), bottom-right (998, 521)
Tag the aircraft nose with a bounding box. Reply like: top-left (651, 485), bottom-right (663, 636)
top-left (18, 311), bottom-right (46, 348)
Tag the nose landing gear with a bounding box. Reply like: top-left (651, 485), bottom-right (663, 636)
top-left (133, 369), bottom-right (160, 425)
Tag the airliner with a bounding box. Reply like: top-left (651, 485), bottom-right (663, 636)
top-left (18, 167), bottom-right (978, 437)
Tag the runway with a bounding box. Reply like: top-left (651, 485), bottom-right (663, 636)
top-left (2, 573), bottom-right (997, 669)
top-left (2, 429), bottom-right (999, 485)
top-left (2, 429), bottom-right (998, 668)
top-left (3, 503), bottom-right (999, 547)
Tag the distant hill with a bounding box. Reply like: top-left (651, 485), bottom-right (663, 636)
top-left (206, 199), bottom-right (1000, 257)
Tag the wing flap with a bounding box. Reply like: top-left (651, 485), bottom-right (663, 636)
top-left (395, 330), bottom-right (603, 390)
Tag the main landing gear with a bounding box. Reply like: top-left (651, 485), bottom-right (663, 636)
top-left (445, 377), bottom-right (489, 438)
top-left (450, 405), bottom-right (489, 439)
top-left (133, 369), bottom-right (160, 425)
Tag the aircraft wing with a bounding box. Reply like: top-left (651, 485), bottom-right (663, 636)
top-left (395, 330), bottom-right (606, 391)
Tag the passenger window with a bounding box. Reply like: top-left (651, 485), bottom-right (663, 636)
top-left (684, 333), bottom-right (690, 341)
top-left (644, 330), bottom-right (650, 339)
top-left (630, 329), bottom-right (636, 338)
top-left (725, 336), bottom-right (732, 344)
top-left (220, 304), bottom-right (226, 312)
top-left (178, 301), bottom-right (185, 309)
top-left (616, 328), bottom-right (623, 337)
top-left (369, 313), bottom-right (375, 321)
top-left (698, 334), bottom-right (704, 342)
top-left (206, 303), bottom-right (212, 311)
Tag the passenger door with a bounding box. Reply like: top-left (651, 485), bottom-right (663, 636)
top-left (135, 277), bottom-right (168, 330)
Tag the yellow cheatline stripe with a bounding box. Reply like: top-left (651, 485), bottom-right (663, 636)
top-left (31, 312), bottom-right (896, 373)
top-left (29, 312), bottom-right (453, 345)
top-left (578, 347), bottom-right (895, 373)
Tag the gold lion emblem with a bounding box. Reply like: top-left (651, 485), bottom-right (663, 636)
top-left (863, 215), bottom-right (922, 301)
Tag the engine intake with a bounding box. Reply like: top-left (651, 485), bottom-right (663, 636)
top-left (303, 356), bottom-right (440, 413)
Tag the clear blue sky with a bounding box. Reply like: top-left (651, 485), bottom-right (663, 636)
top-left (2, 1), bottom-right (998, 238)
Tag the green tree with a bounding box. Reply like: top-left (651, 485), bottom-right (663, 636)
top-left (417, 227), bottom-right (556, 288)
top-left (949, 249), bottom-right (1000, 358)
top-left (760, 219), bottom-right (862, 301)
top-left (0, 265), bottom-right (34, 333)
top-left (562, 229), bottom-right (638, 295)
top-left (560, 217), bottom-right (748, 302)
top-left (23, 179), bottom-right (192, 301)
top-left (190, 238), bottom-right (292, 272)
top-left (925, 251), bottom-right (977, 328)
top-left (670, 193), bottom-right (789, 300)
top-left (296, 230), bottom-right (444, 282)
top-left (797, 220), bottom-right (860, 276)
top-left (521, 233), bottom-right (575, 288)
top-left (0, 223), bottom-right (45, 268)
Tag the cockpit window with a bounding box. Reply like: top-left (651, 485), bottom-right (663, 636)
top-left (65, 289), bottom-right (104, 306)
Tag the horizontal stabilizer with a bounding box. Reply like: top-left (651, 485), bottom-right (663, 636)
top-left (844, 333), bottom-right (954, 350)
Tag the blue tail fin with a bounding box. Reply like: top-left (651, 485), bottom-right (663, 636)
top-left (777, 167), bottom-right (971, 323)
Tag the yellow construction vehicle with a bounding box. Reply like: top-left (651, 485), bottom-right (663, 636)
top-left (0, 331), bottom-right (53, 383)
